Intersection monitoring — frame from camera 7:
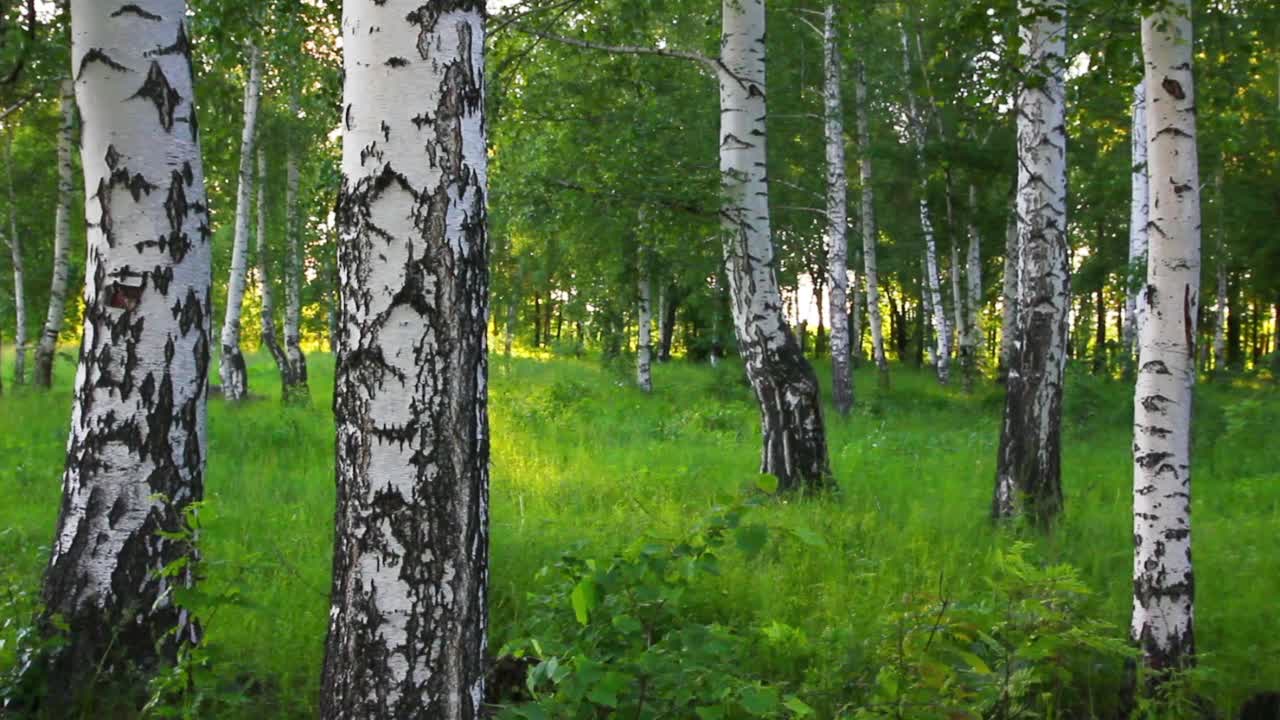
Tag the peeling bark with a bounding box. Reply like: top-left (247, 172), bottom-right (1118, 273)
top-left (822, 3), bottom-right (852, 415)
top-left (855, 60), bottom-right (888, 385)
top-left (218, 43), bottom-right (261, 402)
top-left (283, 90), bottom-right (309, 403)
top-left (322, 2), bottom-right (490, 717)
top-left (42, 0), bottom-right (210, 701)
top-left (994, 0), bottom-right (1068, 525)
top-left (35, 77), bottom-right (77, 388)
top-left (718, 0), bottom-right (830, 491)
top-left (1133, 0), bottom-right (1200, 676)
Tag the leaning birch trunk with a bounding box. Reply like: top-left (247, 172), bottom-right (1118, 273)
top-left (218, 43), bottom-right (261, 401)
top-left (855, 60), bottom-right (889, 383)
top-left (282, 90), bottom-right (308, 403)
top-left (1124, 81), bottom-right (1149, 372)
top-left (851, 270), bottom-right (863, 366)
top-left (951, 236), bottom-right (968, 389)
top-left (42, 0), bottom-right (210, 700)
top-left (322, 3), bottom-right (490, 717)
top-left (5, 137), bottom-right (25, 385)
top-left (922, 208), bottom-right (950, 382)
top-left (1133, 0), bottom-right (1201, 676)
top-left (993, 0), bottom-right (1068, 525)
top-left (999, 207), bottom-right (1018, 377)
top-left (964, 183), bottom-right (983, 390)
top-left (719, 0), bottom-right (831, 491)
top-left (637, 252), bottom-right (653, 392)
top-left (822, 2), bottom-right (852, 415)
top-left (34, 77), bottom-right (77, 388)
top-left (256, 148), bottom-right (288, 385)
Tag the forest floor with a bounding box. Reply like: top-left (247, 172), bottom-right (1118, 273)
top-left (1, 348), bottom-right (1278, 718)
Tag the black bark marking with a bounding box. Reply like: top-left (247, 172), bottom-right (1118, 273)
top-left (107, 283), bottom-right (144, 311)
top-left (385, 56), bottom-right (409, 68)
top-left (77, 49), bottom-right (130, 80)
top-left (111, 4), bottom-right (162, 21)
top-left (1161, 76), bottom-right (1186, 100)
top-left (129, 61), bottom-right (182, 131)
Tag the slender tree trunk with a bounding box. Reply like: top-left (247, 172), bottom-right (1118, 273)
top-left (994, 0), bottom-right (1068, 525)
top-left (532, 293), bottom-right (542, 347)
top-left (963, 184), bottom-right (983, 390)
top-left (256, 148), bottom-right (288, 387)
top-left (219, 44), bottom-right (262, 401)
top-left (5, 135), bottom-right (25, 385)
top-left (504, 299), bottom-right (515, 356)
top-left (999, 207), bottom-right (1018, 379)
top-left (34, 78), bottom-right (77, 388)
top-left (1133, 0), bottom-right (1200, 676)
top-left (282, 90), bottom-right (308, 403)
top-left (659, 283), bottom-right (678, 361)
top-left (1124, 82), bottom-right (1149, 374)
top-left (855, 62), bottom-right (889, 385)
top-left (42, 0), bottom-right (210, 702)
top-left (851, 270), bottom-right (864, 367)
top-left (950, 236), bottom-right (965, 376)
top-left (718, 0), bottom-right (831, 491)
top-left (1094, 286), bottom-right (1107, 375)
top-left (636, 251), bottom-right (653, 392)
top-left (822, 4), bottom-right (852, 415)
top-left (323, 3), bottom-right (489, 717)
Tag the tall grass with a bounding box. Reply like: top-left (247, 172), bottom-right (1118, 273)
top-left (1, 348), bottom-right (1277, 717)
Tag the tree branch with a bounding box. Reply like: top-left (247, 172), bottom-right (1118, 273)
top-left (521, 29), bottom-right (720, 77)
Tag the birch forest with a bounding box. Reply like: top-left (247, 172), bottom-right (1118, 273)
top-left (0, 0), bottom-right (1278, 718)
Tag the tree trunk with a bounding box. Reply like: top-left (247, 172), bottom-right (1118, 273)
top-left (1094, 286), bottom-right (1107, 375)
top-left (1124, 81), bottom-right (1149, 373)
top-left (42, 0), bottom-right (210, 702)
top-left (34, 77), bottom-right (77, 388)
top-left (323, 3), bottom-right (489, 718)
top-left (950, 236), bottom-right (965, 380)
top-left (993, 0), bottom-right (1068, 525)
top-left (851, 270), bottom-right (863, 367)
top-left (718, 0), bottom-right (830, 492)
top-left (855, 61), bottom-right (889, 386)
top-left (963, 183), bottom-right (983, 391)
top-left (1227, 275), bottom-right (1241, 369)
top-left (504, 299), bottom-right (515, 356)
top-left (1133, 0), bottom-right (1200, 675)
top-left (532, 293), bottom-right (542, 347)
top-left (218, 43), bottom-right (262, 401)
top-left (5, 135), bottom-right (25, 385)
top-left (282, 90), bottom-right (309, 403)
top-left (822, 4), bottom-right (852, 415)
top-left (999, 207), bottom-right (1018, 379)
top-left (636, 252), bottom-right (653, 392)
top-left (659, 283), bottom-right (678, 362)
top-left (256, 148), bottom-right (288, 387)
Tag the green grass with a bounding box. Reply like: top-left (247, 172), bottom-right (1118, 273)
top-left (1, 347), bottom-right (1278, 717)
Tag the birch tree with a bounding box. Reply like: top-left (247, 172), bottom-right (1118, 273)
top-left (5, 134), bottom-right (25, 385)
top-left (1124, 81), bottom-right (1149, 370)
top-left (993, 0), bottom-right (1068, 524)
top-left (282, 90), bottom-right (307, 403)
top-left (33, 77), bottom-right (76, 388)
top-left (322, 1), bottom-right (490, 717)
top-left (822, 2), bottom-right (852, 415)
top-left (41, 0), bottom-right (210, 697)
top-left (999, 208), bottom-right (1017, 377)
top-left (218, 43), bottom-right (261, 401)
top-left (1133, 0), bottom-right (1201, 676)
top-left (255, 147), bottom-right (288, 385)
top-left (855, 59), bottom-right (889, 384)
top-left (637, 249), bottom-right (653, 392)
top-left (963, 183), bottom-right (983, 390)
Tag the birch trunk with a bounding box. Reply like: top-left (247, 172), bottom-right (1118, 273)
top-left (637, 252), bottom-right (653, 392)
top-left (34, 77), bottom-right (77, 388)
top-left (659, 283), bottom-right (678, 361)
top-left (1125, 81), bottom-right (1150, 369)
top-left (1212, 176), bottom-right (1227, 374)
top-left (999, 207), bottom-right (1018, 378)
top-left (218, 43), bottom-right (261, 401)
top-left (323, 2), bottom-right (490, 717)
top-left (964, 183), bottom-right (983, 390)
top-left (994, 0), bottom-right (1068, 525)
top-left (5, 136), bottom-right (25, 385)
top-left (504, 299), bottom-right (514, 356)
top-left (822, 3), bottom-right (852, 415)
top-left (719, 0), bottom-right (830, 491)
top-left (256, 148), bottom-right (288, 385)
top-left (283, 90), bottom-right (308, 403)
top-left (922, 207), bottom-right (950, 382)
top-left (1133, 0), bottom-right (1200, 675)
top-left (42, 0), bottom-right (210, 698)
top-left (951, 236), bottom-right (967, 388)
top-left (851, 270), bottom-right (863, 367)
top-left (855, 60), bottom-right (888, 383)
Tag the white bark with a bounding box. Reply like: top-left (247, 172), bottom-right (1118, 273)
top-left (256, 147), bottom-right (287, 382)
top-left (964, 183), bottom-right (983, 383)
top-left (637, 252), bottom-right (653, 392)
top-left (1125, 81), bottom-right (1150, 362)
top-left (718, 0), bottom-right (830, 489)
top-left (855, 60), bottom-right (888, 377)
top-left (1133, 0), bottom-right (1200, 673)
top-left (44, 0), bottom-right (210, 691)
top-left (1212, 170), bottom-right (1227, 373)
top-left (1000, 206), bottom-right (1018, 374)
top-left (283, 90), bottom-right (308, 401)
top-left (994, 0), bottom-right (1068, 523)
top-left (218, 43), bottom-right (261, 401)
top-left (34, 77), bottom-right (77, 387)
top-left (323, 3), bottom-right (490, 716)
top-left (823, 3), bottom-right (852, 414)
top-left (5, 135), bottom-right (25, 385)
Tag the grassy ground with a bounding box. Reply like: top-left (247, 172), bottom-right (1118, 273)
top-left (1, 347), bottom-right (1277, 717)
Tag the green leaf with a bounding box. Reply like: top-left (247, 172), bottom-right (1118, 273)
top-left (789, 525), bottom-right (826, 548)
top-left (740, 686), bottom-right (780, 716)
top-left (755, 474), bottom-right (780, 494)
top-left (784, 695), bottom-right (815, 717)
top-left (735, 523), bottom-right (769, 559)
top-left (571, 579), bottom-right (598, 626)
